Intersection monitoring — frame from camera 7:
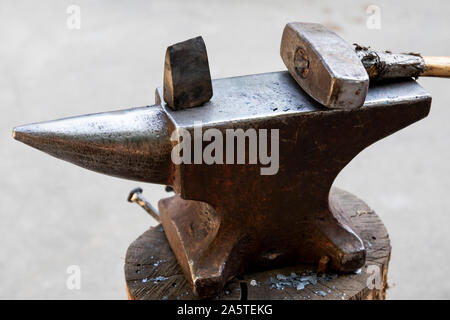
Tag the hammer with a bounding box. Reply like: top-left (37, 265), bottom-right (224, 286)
top-left (281, 22), bottom-right (450, 109)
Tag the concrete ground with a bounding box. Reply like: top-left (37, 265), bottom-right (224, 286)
top-left (1, 0), bottom-right (449, 299)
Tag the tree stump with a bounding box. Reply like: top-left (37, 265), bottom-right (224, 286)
top-left (124, 188), bottom-right (391, 300)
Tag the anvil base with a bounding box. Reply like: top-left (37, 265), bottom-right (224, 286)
top-left (159, 192), bottom-right (366, 298)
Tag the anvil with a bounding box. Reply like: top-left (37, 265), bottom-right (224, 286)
top-left (13, 71), bottom-right (431, 297)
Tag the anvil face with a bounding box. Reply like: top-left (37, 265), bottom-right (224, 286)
top-left (13, 71), bottom-right (431, 298)
top-left (160, 71), bottom-right (429, 125)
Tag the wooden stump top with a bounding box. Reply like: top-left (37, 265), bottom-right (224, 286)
top-left (124, 188), bottom-right (391, 300)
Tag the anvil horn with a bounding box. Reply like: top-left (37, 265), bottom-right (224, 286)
top-left (13, 105), bottom-right (173, 185)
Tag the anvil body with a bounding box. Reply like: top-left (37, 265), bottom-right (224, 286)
top-left (13, 71), bottom-right (431, 298)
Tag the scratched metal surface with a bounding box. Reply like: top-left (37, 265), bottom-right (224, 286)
top-left (161, 71), bottom-right (430, 127)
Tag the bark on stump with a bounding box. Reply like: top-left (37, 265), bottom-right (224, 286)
top-left (124, 188), bottom-right (391, 300)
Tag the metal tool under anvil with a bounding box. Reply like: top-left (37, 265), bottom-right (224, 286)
top-left (13, 23), bottom-right (445, 298)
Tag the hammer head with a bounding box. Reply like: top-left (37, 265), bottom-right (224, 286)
top-left (281, 22), bottom-right (369, 109)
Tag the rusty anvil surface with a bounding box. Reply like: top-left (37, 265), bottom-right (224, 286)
top-left (13, 71), bottom-right (431, 298)
top-left (156, 71), bottom-right (430, 297)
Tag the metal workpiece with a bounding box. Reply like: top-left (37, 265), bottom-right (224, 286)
top-left (163, 36), bottom-right (213, 110)
top-left (13, 71), bottom-right (431, 298)
top-left (13, 105), bottom-right (174, 185)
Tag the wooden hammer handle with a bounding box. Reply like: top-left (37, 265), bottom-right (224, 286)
top-left (422, 56), bottom-right (450, 77)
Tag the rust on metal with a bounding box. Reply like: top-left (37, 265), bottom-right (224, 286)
top-left (317, 256), bottom-right (330, 274)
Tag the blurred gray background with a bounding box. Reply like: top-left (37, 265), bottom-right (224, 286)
top-left (1, 0), bottom-right (449, 299)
